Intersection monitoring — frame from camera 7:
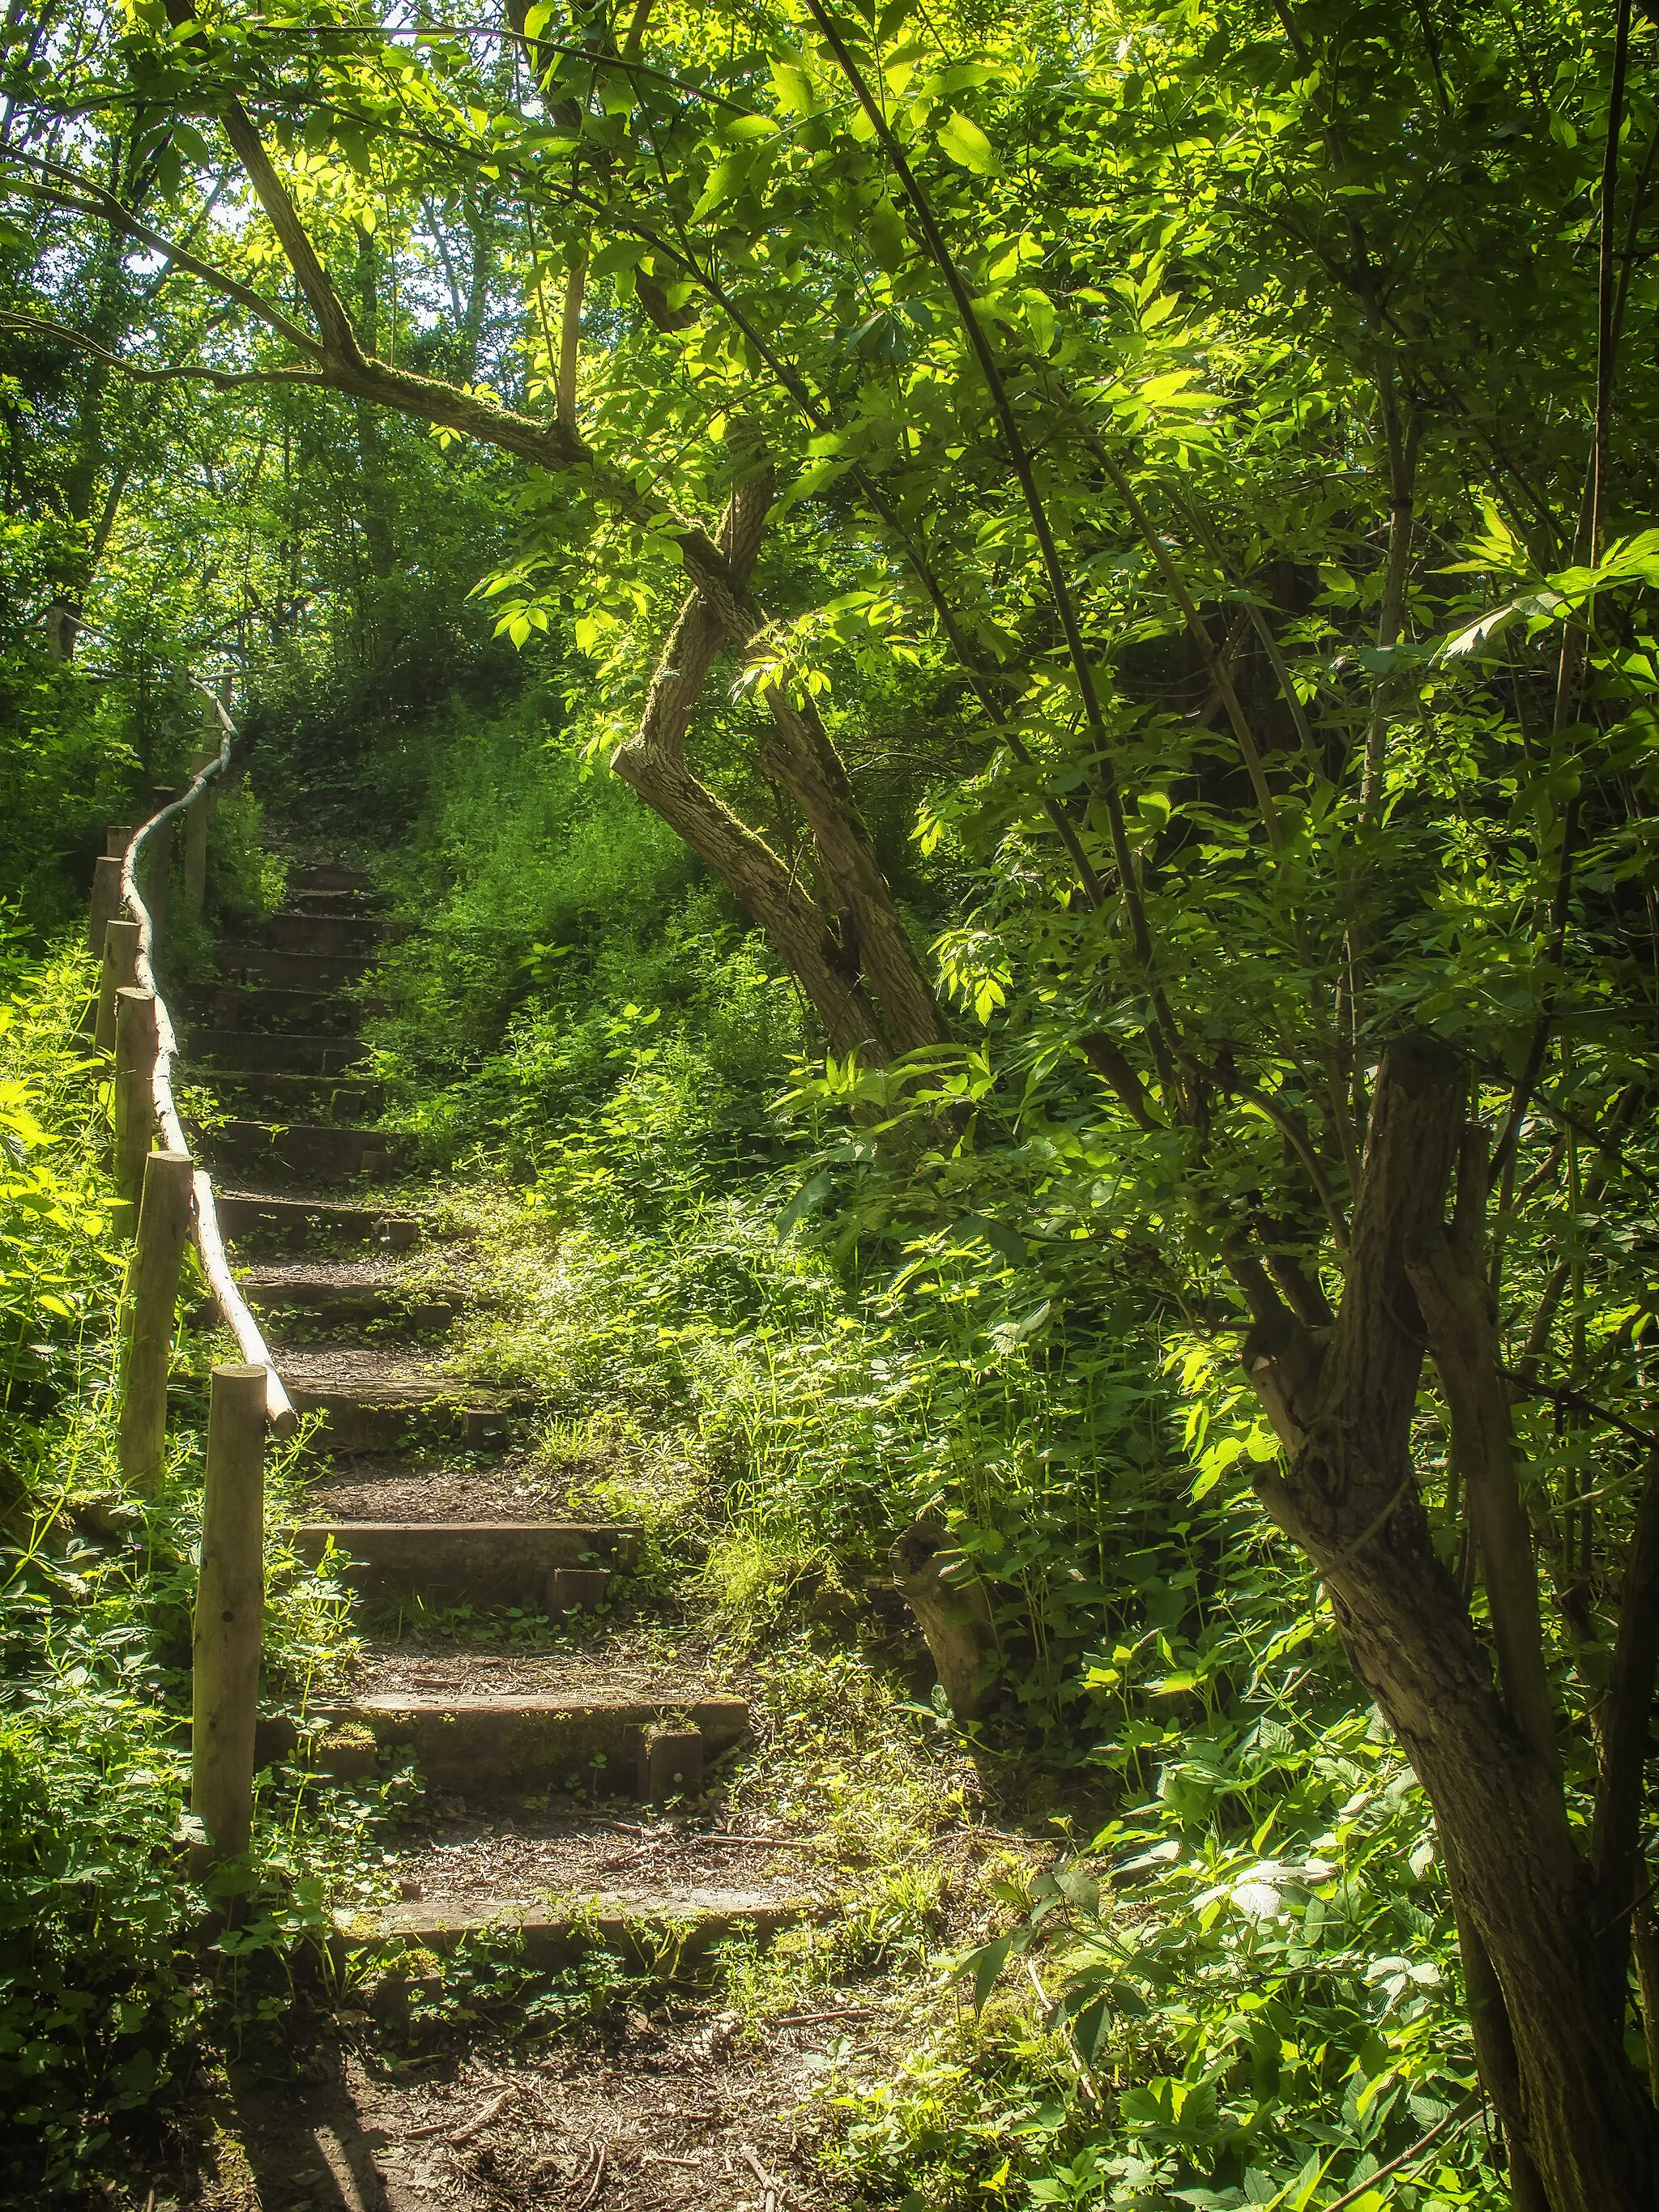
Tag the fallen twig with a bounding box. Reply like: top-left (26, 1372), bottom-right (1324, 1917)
top-left (740, 2140), bottom-right (783, 2207)
top-left (641, 2150), bottom-right (702, 2170)
top-left (697, 1832), bottom-right (821, 1850)
top-left (405, 2082), bottom-right (516, 2142)
top-left (1324, 2089), bottom-right (1482, 2212)
top-left (447, 2085), bottom-right (519, 2146)
top-left (773, 2004), bottom-right (881, 2027)
top-left (1023, 1957), bottom-right (1100, 2108)
top-left (573, 2138), bottom-right (608, 2209)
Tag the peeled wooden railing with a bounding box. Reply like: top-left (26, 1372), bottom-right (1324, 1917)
top-left (92, 693), bottom-right (297, 1868)
top-left (95, 700), bottom-right (296, 1461)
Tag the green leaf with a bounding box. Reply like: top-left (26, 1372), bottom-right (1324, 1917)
top-left (868, 196), bottom-right (908, 272)
top-left (777, 1170), bottom-right (832, 1236)
top-left (936, 110), bottom-right (999, 174)
top-left (770, 58), bottom-right (817, 117)
top-left (961, 1932), bottom-right (1012, 2012)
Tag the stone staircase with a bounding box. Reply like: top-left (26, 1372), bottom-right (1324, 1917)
top-left (188, 861), bottom-right (819, 1979)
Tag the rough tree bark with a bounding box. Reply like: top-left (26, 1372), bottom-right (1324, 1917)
top-left (1241, 1034), bottom-right (1659, 2212)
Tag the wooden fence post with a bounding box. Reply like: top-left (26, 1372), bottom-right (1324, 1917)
top-left (191, 1362), bottom-right (267, 1872)
top-left (113, 986), bottom-right (158, 1225)
top-left (88, 854), bottom-right (124, 959)
top-left (106, 824), bottom-right (133, 858)
top-left (116, 1149), bottom-right (193, 1494)
top-left (142, 792), bottom-right (172, 955)
top-left (181, 748), bottom-right (217, 923)
top-left (95, 918), bottom-right (140, 1055)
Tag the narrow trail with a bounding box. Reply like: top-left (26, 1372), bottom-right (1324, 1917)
top-left (172, 860), bottom-right (855, 2211)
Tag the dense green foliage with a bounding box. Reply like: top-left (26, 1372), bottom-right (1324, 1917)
top-left (4, 0), bottom-right (1659, 2203)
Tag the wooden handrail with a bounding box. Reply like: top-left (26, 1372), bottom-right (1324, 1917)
top-left (118, 694), bottom-right (297, 1438)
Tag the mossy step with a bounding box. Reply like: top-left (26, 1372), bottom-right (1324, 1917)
top-left (201, 1119), bottom-right (403, 1186)
top-left (216, 944), bottom-right (376, 990)
top-left (245, 1272), bottom-right (466, 1333)
top-left (215, 1190), bottom-right (419, 1251)
top-left (320, 1690), bottom-right (749, 1796)
top-left (282, 1375), bottom-right (520, 1452)
top-left (293, 1519), bottom-right (636, 1606)
top-left (191, 1028), bottom-right (368, 1075)
top-left (184, 982), bottom-right (378, 1034)
top-left (289, 889), bottom-right (382, 918)
top-left (291, 862), bottom-right (375, 895)
top-left (201, 1069), bottom-right (386, 1119)
top-left (262, 913), bottom-right (386, 957)
top-left (344, 1889), bottom-right (811, 1976)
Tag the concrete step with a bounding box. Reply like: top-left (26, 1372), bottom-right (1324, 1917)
top-left (245, 1270), bottom-right (467, 1335)
top-left (217, 944), bottom-right (375, 990)
top-left (201, 1069), bottom-right (386, 1119)
top-left (290, 889), bottom-right (381, 918)
top-left (215, 1190), bottom-right (419, 1251)
top-left (281, 1370), bottom-right (517, 1452)
top-left (262, 913), bottom-right (386, 958)
top-left (318, 1690), bottom-right (749, 1796)
top-left (183, 983), bottom-right (377, 1035)
top-left (191, 1029), bottom-right (368, 1075)
top-left (292, 1520), bottom-right (636, 1608)
top-left (200, 1119), bottom-right (403, 1186)
top-left (346, 1888), bottom-right (811, 1978)
top-left (291, 863), bottom-right (375, 896)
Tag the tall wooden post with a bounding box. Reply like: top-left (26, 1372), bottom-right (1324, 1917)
top-left (117, 1150), bottom-right (193, 1494)
top-left (142, 792), bottom-right (174, 956)
top-left (88, 854), bottom-right (124, 959)
top-left (113, 986), bottom-right (158, 1221)
top-left (181, 748), bottom-right (216, 923)
top-left (96, 918), bottom-right (140, 1055)
top-left (191, 1362), bottom-right (267, 1871)
top-left (106, 825), bottom-right (133, 858)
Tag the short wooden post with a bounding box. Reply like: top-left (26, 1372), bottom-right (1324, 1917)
top-left (181, 748), bottom-right (217, 923)
top-left (117, 1150), bottom-right (194, 1494)
top-left (95, 918), bottom-right (140, 1055)
top-left (191, 1362), bottom-right (267, 1871)
top-left (113, 986), bottom-right (158, 1218)
top-left (106, 824), bottom-right (133, 858)
top-left (88, 854), bottom-right (124, 959)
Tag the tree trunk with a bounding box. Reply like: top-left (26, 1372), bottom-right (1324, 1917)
top-left (610, 472), bottom-right (889, 1059)
top-left (1242, 1034), bottom-right (1659, 2212)
top-left (611, 458), bottom-right (940, 1060)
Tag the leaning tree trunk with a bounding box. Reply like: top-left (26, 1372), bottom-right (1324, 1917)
top-left (610, 472), bottom-right (890, 1059)
top-left (1242, 1034), bottom-right (1659, 2212)
top-left (611, 459), bottom-right (942, 1061)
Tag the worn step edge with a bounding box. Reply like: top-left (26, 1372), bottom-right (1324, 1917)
top-left (190, 1029), bottom-right (369, 1073)
top-left (205, 1071), bottom-right (382, 1101)
top-left (246, 1283), bottom-right (464, 1332)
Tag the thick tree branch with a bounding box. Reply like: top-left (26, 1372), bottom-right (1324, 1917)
top-left (1, 152), bottom-right (323, 355)
top-left (0, 313), bottom-right (326, 390)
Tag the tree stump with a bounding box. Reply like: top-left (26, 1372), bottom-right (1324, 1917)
top-left (889, 1519), bottom-right (999, 1720)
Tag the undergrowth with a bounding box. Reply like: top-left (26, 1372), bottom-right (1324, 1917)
top-left (0, 948), bottom-right (393, 2197)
